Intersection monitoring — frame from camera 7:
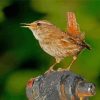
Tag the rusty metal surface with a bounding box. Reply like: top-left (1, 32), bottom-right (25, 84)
top-left (26, 70), bottom-right (96, 100)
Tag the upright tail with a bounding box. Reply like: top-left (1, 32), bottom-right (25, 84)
top-left (67, 12), bottom-right (80, 36)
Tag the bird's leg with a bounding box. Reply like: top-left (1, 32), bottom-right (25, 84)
top-left (67, 56), bottom-right (77, 70)
top-left (44, 58), bottom-right (61, 74)
top-left (48, 58), bottom-right (61, 71)
top-left (44, 62), bottom-right (57, 74)
top-left (48, 62), bottom-right (57, 71)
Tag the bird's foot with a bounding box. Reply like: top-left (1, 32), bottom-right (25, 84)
top-left (66, 66), bottom-right (71, 71)
top-left (57, 68), bottom-right (63, 71)
top-left (48, 66), bottom-right (54, 72)
top-left (44, 66), bottom-right (55, 74)
top-left (58, 66), bottom-right (70, 71)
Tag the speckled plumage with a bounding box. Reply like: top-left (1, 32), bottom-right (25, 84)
top-left (23, 12), bottom-right (90, 70)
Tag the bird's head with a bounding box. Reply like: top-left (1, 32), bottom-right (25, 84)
top-left (22, 20), bottom-right (52, 30)
top-left (21, 20), bottom-right (53, 40)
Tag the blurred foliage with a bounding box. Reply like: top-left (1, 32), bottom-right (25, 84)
top-left (0, 0), bottom-right (100, 100)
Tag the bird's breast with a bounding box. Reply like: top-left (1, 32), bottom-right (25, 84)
top-left (39, 39), bottom-right (82, 58)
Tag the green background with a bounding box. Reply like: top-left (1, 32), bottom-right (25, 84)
top-left (0, 0), bottom-right (100, 100)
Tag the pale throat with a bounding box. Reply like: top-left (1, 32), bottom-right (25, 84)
top-left (30, 29), bottom-right (41, 40)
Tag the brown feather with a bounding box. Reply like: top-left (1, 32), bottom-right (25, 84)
top-left (67, 12), bottom-right (80, 36)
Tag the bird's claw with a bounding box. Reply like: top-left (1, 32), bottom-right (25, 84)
top-left (44, 66), bottom-right (55, 74)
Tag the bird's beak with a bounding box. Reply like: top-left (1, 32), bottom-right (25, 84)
top-left (21, 23), bottom-right (37, 29)
top-left (21, 23), bottom-right (32, 28)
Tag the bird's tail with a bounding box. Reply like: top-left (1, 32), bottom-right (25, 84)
top-left (81, 41), bottom-right (91, 50)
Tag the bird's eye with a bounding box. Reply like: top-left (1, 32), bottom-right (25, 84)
top-left (37, 23), bottom-right (41, 26)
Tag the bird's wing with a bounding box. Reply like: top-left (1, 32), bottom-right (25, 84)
top-left (57, 34), bottom-right (71, 48)
top-left (67, 12), bottom-right (80, 36)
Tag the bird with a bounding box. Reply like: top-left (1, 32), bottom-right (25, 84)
top-left (22, 12), bottom-right (90, 71)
